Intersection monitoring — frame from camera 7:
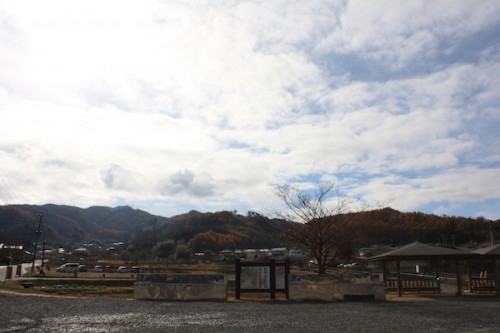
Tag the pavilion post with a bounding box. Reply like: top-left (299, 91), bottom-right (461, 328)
top-left (433, 260), bottom-right (440, 292)
top-left (494, 259), bottom-right (499, 296)
top-left (455, 260), bottom-right (463, 296)
top-left (382, 260), bottom-right (387, 283)
top-left (396, 260), bottom-right (402, 297)
top-left (467, 260), bottom-right (472, 293)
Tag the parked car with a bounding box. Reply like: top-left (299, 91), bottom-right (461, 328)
top-left (56, 263), bottom-right (80, 273)
top-left (116, 266), bottom-right (128, 273)
top-left (93, 265), bottom-right (103, 272)
top-left (131, 266), bottom-right (140, 273)
top-left (78, 265), bottom-right (88, 272)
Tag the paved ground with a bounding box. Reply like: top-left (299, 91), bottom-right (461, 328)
top-left (1, 292), bottom-right (499, 332)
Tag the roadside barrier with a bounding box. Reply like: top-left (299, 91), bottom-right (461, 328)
top-left (134, 274), bottom-right (227, 301)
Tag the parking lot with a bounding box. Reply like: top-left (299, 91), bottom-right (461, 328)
top-left (1, 292), bottom-right (499, 333)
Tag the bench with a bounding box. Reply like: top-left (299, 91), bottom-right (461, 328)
top-left (470, 278), bottom-right (496, 293)
top-left (386, 278), bottom-right (440, 293)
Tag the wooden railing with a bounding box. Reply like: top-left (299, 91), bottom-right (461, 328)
top-left (385, 278), bottom-right (440, 293)
top-left (470, 278), bottom-right (496, 293)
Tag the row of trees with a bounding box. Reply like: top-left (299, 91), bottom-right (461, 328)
top-left (153, 240), bottom-right (191, 259)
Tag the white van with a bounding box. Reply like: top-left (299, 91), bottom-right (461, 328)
top-left (56, 263), bottom-right (80, 273)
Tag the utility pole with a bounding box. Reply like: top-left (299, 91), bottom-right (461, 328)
top-left (40, 237), bottom-right (47, 274)
top-left (31, 214), bottom-right (43, 275)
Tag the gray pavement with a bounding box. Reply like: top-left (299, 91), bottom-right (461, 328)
top-left (0, 293), bottom-right (499, 332)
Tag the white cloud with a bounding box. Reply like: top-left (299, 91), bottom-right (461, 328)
top-left (317, 0), bottom-right (500, 68)
top-left (0, 0), bottom-right (499, 219)
top-left (357, 167), bottom-right (500, 213)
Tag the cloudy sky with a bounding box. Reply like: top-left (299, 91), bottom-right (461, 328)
top-left (1, 0), bottom-right (499, 219)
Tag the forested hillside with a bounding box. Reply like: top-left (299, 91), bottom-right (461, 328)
top-left (161, 210), bottom-right (286, 252)
top-left (0, 204), bottom-right (162, 249)
top-left (0, 205), bottom-right (497, 254)
top-left (337, 208), bottom-right (497, 248)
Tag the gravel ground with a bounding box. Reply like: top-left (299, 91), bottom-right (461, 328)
top-left (0, 293), bottom-right (499, 333)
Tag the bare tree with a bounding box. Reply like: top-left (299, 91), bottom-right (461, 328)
top-left (275, 183), bottom-right (356, 274)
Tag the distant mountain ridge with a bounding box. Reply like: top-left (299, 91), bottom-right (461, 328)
top-left (0, 204), bottom-right (287, 253)
top-left (0, 204), bottom-right (497, 253)
top-left (0, 204), bottom-right (165, 247)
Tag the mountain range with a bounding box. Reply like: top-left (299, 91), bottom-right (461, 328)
top-left (0, 204), bottom-right (497, 253)
top-left (0, 204), bottom-right (163, 248)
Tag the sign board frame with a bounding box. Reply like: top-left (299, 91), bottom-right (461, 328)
top-left (235, 259), bottom-right (290, 300)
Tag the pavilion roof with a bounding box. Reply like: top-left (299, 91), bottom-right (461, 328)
top-left (472, 244), bottom-right (500, 257)
top-left (368, 241), bottom-right (476, 261)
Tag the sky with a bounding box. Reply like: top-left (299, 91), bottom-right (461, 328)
top-left (1, 0), bottom-right (500, 220)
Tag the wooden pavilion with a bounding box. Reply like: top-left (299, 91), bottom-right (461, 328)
top-left (470, 244), bottom-right (500, 295)
top-left (369, 241), bottom-right (478, 296)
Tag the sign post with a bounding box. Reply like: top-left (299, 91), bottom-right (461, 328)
top-left (235, 259), bottom-right (290, 300)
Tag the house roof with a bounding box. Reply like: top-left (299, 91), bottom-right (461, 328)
top-left (368, 241), bottom-right (476, 261)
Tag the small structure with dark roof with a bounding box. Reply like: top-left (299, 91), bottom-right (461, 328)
top-left (470, 244), bottom-right (500, 295)
top-left (369, 242), bottom-right (478, 296)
